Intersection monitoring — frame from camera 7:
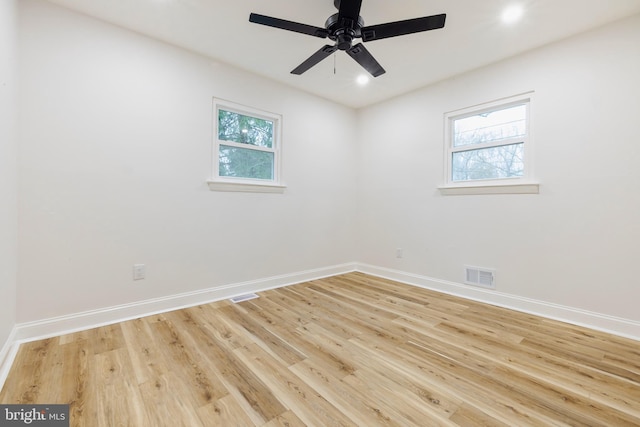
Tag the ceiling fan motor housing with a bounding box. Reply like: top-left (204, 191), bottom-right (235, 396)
top-left (325, 13), bottom-right (364, 50)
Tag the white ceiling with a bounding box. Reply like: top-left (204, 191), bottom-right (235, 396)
top-left (45, 0), bottom-right (640, 108)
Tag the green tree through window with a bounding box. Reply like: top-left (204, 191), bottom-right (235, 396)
top-left (218, 110), bottom-right (273, 148)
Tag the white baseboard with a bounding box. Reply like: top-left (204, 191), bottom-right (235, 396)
top-left (15, 263), bottom-right (357, 344)
top-left (0, 326), bottom-right (19, 392)
top-left (356, 263), bottom-right (640, 341)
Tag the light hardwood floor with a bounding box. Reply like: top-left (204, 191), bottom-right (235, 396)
top-left (1, 272), bottom-right (639, 426)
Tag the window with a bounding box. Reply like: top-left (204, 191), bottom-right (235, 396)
top-left (441, 93), bottom-right (538, 195)
top-left (208, 99), bottom-right (284, 193)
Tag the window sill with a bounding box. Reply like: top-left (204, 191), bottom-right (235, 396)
top-left (438, 182), bottom-right (539, 195)
top-left (207, 180), bottom-right (286, 193)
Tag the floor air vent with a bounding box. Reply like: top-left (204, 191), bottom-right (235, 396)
top-left (229, 293), bottom-right (259, 303)
top-left (464, 266), bottom-right (495, 289)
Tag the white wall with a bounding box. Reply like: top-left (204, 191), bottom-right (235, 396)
top-left (16, 0), bottom-right (357, 322)
top-left (0, 0), bottom-right (18, 351)
top-left (357, 14), bottom-right (640, 324)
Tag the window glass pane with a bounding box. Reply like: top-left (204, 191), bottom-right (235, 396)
top-left (218, 109), bottom-right (274, 148)
top-left (454, 104), bottom-right (526, 147)
top-left (219, 145), bottom-right (274, 180)
top-left (452, 143), bottom-right (524, 181)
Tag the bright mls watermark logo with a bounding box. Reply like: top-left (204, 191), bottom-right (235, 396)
top-left (0, 405), bottom-right (68, 426)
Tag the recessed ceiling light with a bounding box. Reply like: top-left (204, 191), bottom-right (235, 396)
top-left (356, 74), bottom-right (370, 86)
top-left (501, 5), bottom-right (524, 24)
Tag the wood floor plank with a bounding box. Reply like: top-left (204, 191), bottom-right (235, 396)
top-left (488, 364), bottom-right (640, 427)
top-left (196, 394), bottom-right (256, 427)
top-left (120, 317), bottom-right (168, 386)
top-left (342, 371), bottom-right (455, 427)
top-left (87, 323), bottom-right (126, 355)
top-left (2, 272), bottom-right (639, 426)
top-left (405, 319), bottom-right (640, 423)
top-left (235, 343), bottom-right (355, 427)
top-left (160, 313), bottom-right (289, 424)
top-left (288, 359), bottom-right (406, 427)
top-left (185, 304), bottom-right (256, 350)
top-left (148, 317), bottom-right (229, 405)
top-left (137, 373), bottom-right (205, 427)
top-left (449, 403), bottom-right (512, 427)
top-left (219, 304), bottom-right (307, 366)
top-left (1, 338), bottom-right (56, 404)
top-left (93, 348), bottom-right (150, 426)
top-left (397, 340), bottom-right (579, 426)
top-left (60, 339), bottom-right (91, 425)
top-left (347, 339), bottom-right (464, 419)
top-left (262, 410), bottom-right (307, 427)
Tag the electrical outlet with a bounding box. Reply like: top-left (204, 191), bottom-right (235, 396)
top-left (396, 248), bottom-right (403, 258)
top-left (133, 264), bottom-right (145, 280)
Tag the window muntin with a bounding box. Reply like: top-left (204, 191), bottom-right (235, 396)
top-left (445, 94), bottom-right (532, 186)
top-left (213, 99), bottom-right (281, 185)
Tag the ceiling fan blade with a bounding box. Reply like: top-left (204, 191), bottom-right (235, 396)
top-left (291, 45), bottom-right (339, 75)
top-left (346, 43), bottom-right (385, 77)
top-left (361, 14), bottom-right (446, 42)
top-left (249, 13), bottom-right (329, 38)
top-left (337, 0), bottom-right (363, 23)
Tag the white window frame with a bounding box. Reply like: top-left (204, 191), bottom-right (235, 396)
top-left (440, 92), bottom-right (539, 195)
top-left (207, 98), bottom-right (285, 193)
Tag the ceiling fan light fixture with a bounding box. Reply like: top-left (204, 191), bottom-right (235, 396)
top-left (501, 4), bottom-right (524, 24)
top-left (356, 74), bottom-right (370, 85)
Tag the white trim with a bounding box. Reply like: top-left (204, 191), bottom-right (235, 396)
top-left (438, 182), bottom-right (539, 195)
top-left (14, 263), bottom-right (356, 343)
top-left (207, 180), bottom-right (286, 193)
top-left (443, 91), bottom-right (536, 117)
top-left (0, 326), bottom-right (19, 392)
top-left (356, 263), bottom-right (640, 341)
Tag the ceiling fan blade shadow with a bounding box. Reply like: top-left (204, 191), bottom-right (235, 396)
top-left (291, 45), bottom-right (339, 75)
top-left (362, 14), bottom-right (446, 42)
top-left (346, 43), bottom-right (385, 77)
top-left (249, 13), bottom-right (329, 38)
top-left (337, 0), bottom-right (363, 23)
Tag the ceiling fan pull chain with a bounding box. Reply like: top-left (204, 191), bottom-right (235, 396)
top-left (334, 52), bottom-right (336, 75)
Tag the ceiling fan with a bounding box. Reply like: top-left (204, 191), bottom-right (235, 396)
top-left (249, 0), bottom-right (446, 78)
